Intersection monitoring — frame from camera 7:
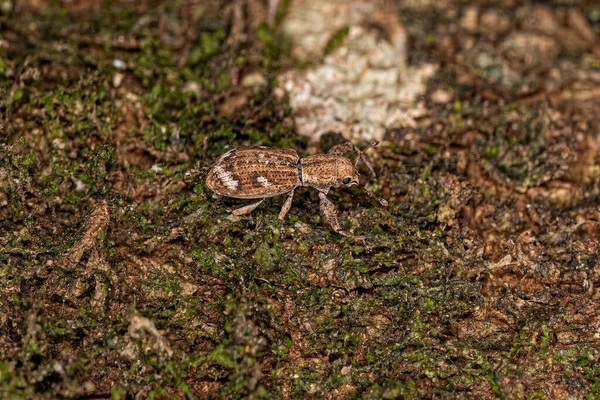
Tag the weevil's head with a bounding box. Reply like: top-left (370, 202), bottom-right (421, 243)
top-left (336, 142), bottom-right (388, 207)
top-left (336, 158), bottom-right (361, 187)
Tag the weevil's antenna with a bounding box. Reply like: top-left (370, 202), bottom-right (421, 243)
top-left (352, 141), bottom-right (387, 206)
top-left (359, 185), bottom-right (389, 207)
top-left (363, 141), bottom-right (380, 151)
top-left (354, 141), bottom-right (380, 178)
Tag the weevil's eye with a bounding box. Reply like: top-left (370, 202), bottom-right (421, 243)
top-left (342, 177), bottom-right (351, 184)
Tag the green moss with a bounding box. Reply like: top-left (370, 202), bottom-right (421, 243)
top-left (423, 144), bottom-right (438, 155)
top-left (253, 241), bottom-right (273, 270)
top-left (191, 246), bottom-right (228, 279)
top-left (452, 99), bottom-right (463, 113)
top-left (485, 146), bottom-right (499, 159)
top-left (323, 26), bottom-right (350, 56)
top-left (0, 1), bottom-right (597, 398)
top-left (189, 30), bottom-right (226, 64)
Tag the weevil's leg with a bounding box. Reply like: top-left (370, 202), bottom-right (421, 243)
top-left (355, 141), bottom-right (379, 178)
top-left (327, 142), bottom-right (356, 156)
top-left (328, 141), bottom-right (379, 178)
top-left (318, 192), bottom-right (365, 240)
top-left (231, 199), bottom-right (264, 216)
top-left (277, 190), bottom-right (294, 239)
top-left (278, 190), bottom-right (295, 221)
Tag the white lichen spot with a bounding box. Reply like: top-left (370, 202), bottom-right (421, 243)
top-left (276, 8), bottom-right (435, 143)
top-left (214, 165), bottom-right (238, 190)
top-left (257, 176), bottom-right (272, 187)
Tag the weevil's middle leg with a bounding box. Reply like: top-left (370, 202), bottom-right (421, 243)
top-left (278, 190), bottom-right (295, 221)
top-left (318, 192), bottom-right (365, 240)
top-left (231, 199), bottom-right (264, 216)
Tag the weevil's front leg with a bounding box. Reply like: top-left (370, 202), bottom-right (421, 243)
top-left (278, 190), bottom-right (295, 221)
top-left (231, 199), bottom-right (264, 216)
top-left (327, 142), bottom-right (356, 156)
top-left (328, 141), bottom-right (379, 178)
top-left (318, 192), bottom-right (365, 240)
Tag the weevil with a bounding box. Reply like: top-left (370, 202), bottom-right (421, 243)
top-left (205, 141), bottom-right (388, 239)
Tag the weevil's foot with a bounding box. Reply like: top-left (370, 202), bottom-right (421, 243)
top-left (278, 221), bottom-right (286, 240)
top-left (231, 199), bottom-right (264, 216)
top-left (318, 192), bottom-right (365, 241)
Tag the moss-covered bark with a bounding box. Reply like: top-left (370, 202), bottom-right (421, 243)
top-left (1, 1), bottom-right (599, 398)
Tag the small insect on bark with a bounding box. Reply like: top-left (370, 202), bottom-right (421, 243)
top-left (205, 141), bottom-right (388, 240)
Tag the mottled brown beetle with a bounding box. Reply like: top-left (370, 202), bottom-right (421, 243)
top-left (206, 141), bottom-right (387, 239)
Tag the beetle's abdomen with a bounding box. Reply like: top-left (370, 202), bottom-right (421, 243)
top-left (206, 147), bottom-right (300, 199)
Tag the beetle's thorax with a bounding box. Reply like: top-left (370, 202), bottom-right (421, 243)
top-left (300, 154), bottom-right (355, 190)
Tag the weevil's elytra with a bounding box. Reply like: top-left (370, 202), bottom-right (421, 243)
top-left (206, 142), bottom-right (387, 240)
top-left (206, 147), bottom-right (300, 199)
